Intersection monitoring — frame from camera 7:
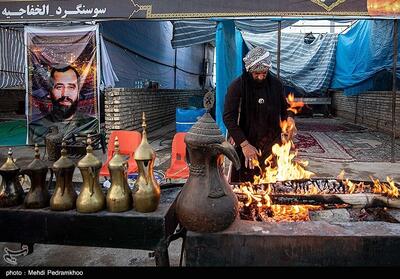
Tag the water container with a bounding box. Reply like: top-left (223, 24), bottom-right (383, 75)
top-left (176, 107), bottom-right (206, 132)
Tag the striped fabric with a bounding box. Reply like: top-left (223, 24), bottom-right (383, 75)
top-left (235, 19), bottom-right (297, 33)
top-left (171, 20), bottom-right (216, 48)
top-left (241, 31), bottom-right (338, 94)
top-left (0, 28), bottom-right (24, 88)
top-left (171, 19), bottom-right (297, 48)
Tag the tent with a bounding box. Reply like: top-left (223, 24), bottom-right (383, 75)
top-left (0, 0), bottom-right (399, 160)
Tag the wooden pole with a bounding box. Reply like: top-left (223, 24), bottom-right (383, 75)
top-left (277, 21), bottom-right (282, 79)
top-left (391, 19), bottom-right (398, 163)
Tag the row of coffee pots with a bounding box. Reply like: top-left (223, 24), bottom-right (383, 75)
top-left (0, 113), bottom-right (160, 213)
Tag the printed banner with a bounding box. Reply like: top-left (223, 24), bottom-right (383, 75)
top-left (0, 0), bottom-right (372, 22)
top-left (368, 0), bottom-right (400, 16)
top-left (25, 25), bottom-right (99, 145)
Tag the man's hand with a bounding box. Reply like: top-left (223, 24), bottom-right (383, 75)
top-left (240, 140), bottom-right (261, 169)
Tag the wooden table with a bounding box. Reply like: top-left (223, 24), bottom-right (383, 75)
top-left (0, 186), bottom-right (182, 266)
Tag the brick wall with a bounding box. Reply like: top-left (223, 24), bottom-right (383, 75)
top-left (104, 88), bottom-right (205, 138)
top-left (0, 89), bottom-right (25, 119)
top-left (332, 90), bottom-right (400, 135)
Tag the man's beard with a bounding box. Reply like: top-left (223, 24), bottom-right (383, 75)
top-left (51, 96), bottom-right (78, 121)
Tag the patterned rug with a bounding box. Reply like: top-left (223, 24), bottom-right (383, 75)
top-left (327, 131), bottom-right (400, 162)
top-left (294, 131), bottom-right (355, 162)
top-left (296, 118), bottom-right (368, 133)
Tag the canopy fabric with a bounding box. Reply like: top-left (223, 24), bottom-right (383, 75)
top-left (241, 31), bottom-right (338, 95)
top-left (171, 20), bottom-right (216, 49)
top-left (234, 20), bottom-right (297, 34)
top-left (101, 20), bottom-right (206, 89)
top-left (100, 35), bottom-right (119, 89)
top-left (331, 20), bottom-right (400, 96)
top-left (0, 28), bottom-right (24, 89)
top-left (171, 19), bottom-right (297, 49)
top-left (215, 20), bottom-right (243, 136)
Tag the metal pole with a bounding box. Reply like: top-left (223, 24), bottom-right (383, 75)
top-left (277, 21), bottom-right (282, 79)
top-left (174, 48), bottom-right (177, 89)
top-left (391, 19), bottom-right (398, 163)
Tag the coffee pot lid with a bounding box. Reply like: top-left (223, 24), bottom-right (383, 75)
top-left (185, 112), bottom-right (225, 146)
top-left (53, 141), bottom-right (75, 169)
top-left (77, 138), bottom-right (102, 169)
top-left (26, 144), bottom-right (48, 171)
top-left (0, 148), bottom-right (19, 171)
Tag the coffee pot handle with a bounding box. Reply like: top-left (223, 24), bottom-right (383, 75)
top-left (18, 169), bottom-right (28, 188)
top-left (206, 141), bottom-right (241, 198)
top-left (211, 141), bottom-right (241, 171)
top-left (47, 168), bottom-right (54, 190)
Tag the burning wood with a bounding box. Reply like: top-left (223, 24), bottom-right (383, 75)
top-left (233, 177), bottom-right (400, 222)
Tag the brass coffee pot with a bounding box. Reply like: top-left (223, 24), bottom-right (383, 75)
top-left (175, 113), bottom-right (241, 233)
top-left (76, 138), bottom-right (105, 213)
top-left (50, 141), bottom-right (77, 211)
top-left (0, 148), bottom-right (24, 207)
top-left (22, 144), bottom-right (51, 209)
top-left (106, 136), bottom-right (132, 212)
top-left (133, 112), bottom-right (160, 213)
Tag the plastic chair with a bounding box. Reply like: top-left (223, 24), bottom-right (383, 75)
top-left (165, 132), bottom-right (189, 180)
top-left (99, 130), bottom-right (142, 177)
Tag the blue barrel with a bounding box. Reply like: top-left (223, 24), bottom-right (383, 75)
top-left (176, 107), bottom-right (206, 132)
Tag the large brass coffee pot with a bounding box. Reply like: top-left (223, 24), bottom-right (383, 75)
top-left (50, 142), bottom-right (77, 211)
top-left (22, 145), bottom-right (51, 209)
top-left (106, 136), bottom-right (132, 212)
top-left (175, 113), bottom-right (240, 233)
top-left (76, 138), bottom-right (105, 213)
top-left (133, 112), bottom-right (160, 213)
top-left (0, 148), bottom-right (24, 207)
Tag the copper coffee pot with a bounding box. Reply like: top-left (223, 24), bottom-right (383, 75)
top-left (175, 113), bottom-right (240, 233)
top-left (133, 112), bottom-right (160, 213)
top-left (106, 136), bottom-right (132, 212)
top-left (0, 148), bottom-right (24, 207)
top-left (76, 138), bottom-right (105, 213)
top-left (50, 141), bottom-right (77, 211)
top-left (22, 144), bottom-right (51, 209)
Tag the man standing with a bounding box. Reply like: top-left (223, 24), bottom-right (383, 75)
top-left (223, 46), bottom-right (296, 183)
top-left (29, 65), bottom-right (98, 144)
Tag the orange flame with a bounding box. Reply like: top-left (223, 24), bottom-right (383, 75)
top-left (370, 176), bottom-right (399, 198)
top-left (286, 93), bottom-right (304, 114)
top-left (253, 124), bottom-right (315, 184)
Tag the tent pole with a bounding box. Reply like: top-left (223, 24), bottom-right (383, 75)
top-left (277, 21), bottom-right (282, 79)
top-left (174, 48), bottom-right (177, 89)
top-left (391, 19), bottom-right (398, 163)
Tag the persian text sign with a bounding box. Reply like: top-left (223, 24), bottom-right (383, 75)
top-left (0, 0), bottom-right (373, 22)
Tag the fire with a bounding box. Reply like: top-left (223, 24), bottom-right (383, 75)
top-left (337, 171), bottom-right (399, 198)
top-left (252, 119), bottom-right (315, 184)
top-left (370, 176), bottom-right (399, 198)
top-left (269, 204), bottom-right (321, 222)
top-left (235, 183), bottom-right (322, 222)
top-left (286, 93), bottom-right (304, 114)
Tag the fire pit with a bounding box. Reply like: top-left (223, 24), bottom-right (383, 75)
top-left (185, 96), bottom-right (400, 266)
top-left (184, 178), bottom-right (400, 266)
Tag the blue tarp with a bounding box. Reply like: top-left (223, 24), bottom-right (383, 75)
top-left (100, 21), bottom-right (205, 90)
top-left (215, 20), bottom-right (243, 136)
top-left (331, 20), bottom-right (400, 96)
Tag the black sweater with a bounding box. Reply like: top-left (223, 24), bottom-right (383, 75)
top-left (223, 72), bottom-right (292, 153)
